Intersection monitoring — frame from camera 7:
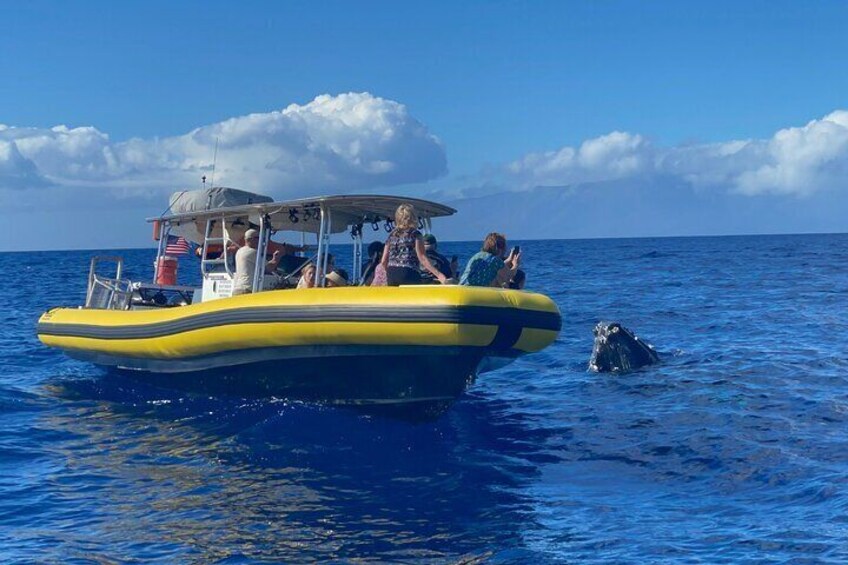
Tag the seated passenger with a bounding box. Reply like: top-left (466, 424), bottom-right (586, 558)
top-left (460, 232), bottom-right (520, 287)
top-left (419, 235), bottom-right (453, 284)
top-left (370, 263), bottom-right (387, 286)
top-left (296, 263), bottom-right (316, 289)
top-left (505, 269), bottom-right (526, 290)
top-left (361, 241), bottom-right (384, 286)
top-left (277, 253), bottom-right (310, 277)
top-left (232, 229), bottom-right (281, 295)
top-left (325, 268), bottom-right (349, 287)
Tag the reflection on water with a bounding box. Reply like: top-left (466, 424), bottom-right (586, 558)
top-left (35, 373), bottom-right (553, 562)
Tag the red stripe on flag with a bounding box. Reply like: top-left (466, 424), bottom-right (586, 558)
top-left (165, 235), bottom-right (191, 255)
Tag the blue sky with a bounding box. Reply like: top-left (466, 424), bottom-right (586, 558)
top-left (1, 1), bottom-right (847, 250)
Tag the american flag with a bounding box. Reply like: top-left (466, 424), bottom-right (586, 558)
top-left (165, 235), bottom-right (191, 255)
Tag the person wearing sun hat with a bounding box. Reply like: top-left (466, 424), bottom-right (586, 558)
top-left (233, 228), bottom-right (281, 295)
top-left (325, 268), bottom-right (349, 287)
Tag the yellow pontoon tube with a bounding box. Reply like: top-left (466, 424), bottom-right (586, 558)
top-left (38, 286), bottom-right (559, 369)
top-left (38, 286), bottom-right (560, 409)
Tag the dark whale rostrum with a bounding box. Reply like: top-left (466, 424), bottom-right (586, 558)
top-left (589, 321), bottom-right (660, 373)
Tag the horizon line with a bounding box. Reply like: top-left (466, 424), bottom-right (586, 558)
top-left (1, 230), bottom-right (845, 255)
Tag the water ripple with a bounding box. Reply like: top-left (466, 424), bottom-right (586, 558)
top-left (2, 234), bottom-right (848, 562)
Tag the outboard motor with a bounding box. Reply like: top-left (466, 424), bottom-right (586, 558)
top-left (589, 321), bottom-right (659, 373)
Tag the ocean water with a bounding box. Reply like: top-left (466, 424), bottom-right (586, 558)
top-left (2, 233), bottom-right (848, 563)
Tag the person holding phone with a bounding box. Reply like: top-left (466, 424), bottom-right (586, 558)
top-left (459, 232), bottom-right (520, 287)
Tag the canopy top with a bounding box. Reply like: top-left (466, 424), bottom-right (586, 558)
top-left (150, 193), bottom-right (456, 234)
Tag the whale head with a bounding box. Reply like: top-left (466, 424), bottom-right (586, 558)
top-left (589, 321), bottom-right (660, 373)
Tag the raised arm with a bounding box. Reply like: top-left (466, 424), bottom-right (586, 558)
top-left (494, 251), bottom-right (520, 287)
top-left (265, 250), bottom-right (282, 273)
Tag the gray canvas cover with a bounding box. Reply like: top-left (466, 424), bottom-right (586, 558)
top-left (165, 187), bottom-right (273, 244)
top-left (167, 187), bottom-right (272, 215)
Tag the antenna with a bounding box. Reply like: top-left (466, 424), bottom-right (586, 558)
top-left (209, 137), bottom-right (219, 188)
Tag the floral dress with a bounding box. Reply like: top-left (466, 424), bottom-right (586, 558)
top-left (386, 228), bottom-right (423, 286)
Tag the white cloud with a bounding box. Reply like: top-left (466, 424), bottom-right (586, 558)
top-left (501, 110), bottom-right (848, 197)
top-left (506, 131), bottom-right (653, 187)
top-left (734, 110), bottom-right (848, 196)
top-left (4, 97), bottom-right (847, 210)
top-left (0, 138), bottom-right (49, 188)
top-left (0, 92), bottom-right (447, 196)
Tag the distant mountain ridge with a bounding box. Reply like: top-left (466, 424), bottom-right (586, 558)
top-left (434, 176), bottom-right (848, 241)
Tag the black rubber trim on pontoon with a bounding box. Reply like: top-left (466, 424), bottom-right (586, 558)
top-left (489, 324), bottom-right (525, 350)
top-left (37, 304), bottom-right (562, 340)
top-left (65, 344), bottom-right (496, 373)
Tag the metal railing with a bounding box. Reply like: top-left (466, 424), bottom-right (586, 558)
top-left (85, 256), bottom-right (133, 310)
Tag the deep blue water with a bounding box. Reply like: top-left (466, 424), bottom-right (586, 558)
top-left (3, 233), bottom-right (848, 563)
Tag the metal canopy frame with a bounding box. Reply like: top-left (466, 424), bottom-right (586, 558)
top-left (149, 194), bottom-right (456, 232)
top-left (151, 194), bottom-right (456, 292)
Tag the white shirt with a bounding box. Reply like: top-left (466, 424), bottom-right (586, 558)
top-left (233, 246), bottom-right (257, 294)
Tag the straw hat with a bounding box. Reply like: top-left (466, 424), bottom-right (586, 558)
top-left (325, 270), bottom-right (348, 287)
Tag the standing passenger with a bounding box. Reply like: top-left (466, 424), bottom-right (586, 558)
top-left (380, 204), bottom-right (447, 286)
top-left (233, 229), bottom-right (281, 295)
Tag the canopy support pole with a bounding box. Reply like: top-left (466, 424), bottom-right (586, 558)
top-left (200, 219), bottom-right (212, 278)
top-left (319, 208), bottom-right (333, 287)
top-left (153, 220), bottom-right (167, 282)
top-left (314, 206), bottom-right (326, 287)
top-left (352, 231), bottom-right (362, 284)
top-left (252, 216), bottom-right (269, 294)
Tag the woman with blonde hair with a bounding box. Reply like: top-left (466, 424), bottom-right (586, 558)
top-left (380, 203), bottom-right (447, 286)
top-left (296, 262), bottom-right (316, 289)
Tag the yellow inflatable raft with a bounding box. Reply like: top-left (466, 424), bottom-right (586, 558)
top-left (38, 286), bottom-right (559, 370)
top-left (37, 192), bottom-right (562, 413)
